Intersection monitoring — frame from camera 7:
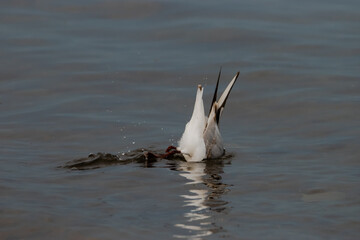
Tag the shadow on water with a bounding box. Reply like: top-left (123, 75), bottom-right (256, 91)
top-left (63, 150), bottom-right (233, 239)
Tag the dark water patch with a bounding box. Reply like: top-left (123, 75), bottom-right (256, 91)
top-left (302, 189), bottom-right (346, 202)
top-left (63, 149), bottom-right (234, 170)
top-left (62, 149), bottom-right (184, 170)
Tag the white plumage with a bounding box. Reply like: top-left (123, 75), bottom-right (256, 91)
top-left (178, 70), bottom-right (240, 162)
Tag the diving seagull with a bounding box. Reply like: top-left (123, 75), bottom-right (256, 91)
top-left (176, 69), bottom-right (240, 162)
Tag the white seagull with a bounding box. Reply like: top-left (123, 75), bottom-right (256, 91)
top-left (177, 69), bottom-right (240, 162)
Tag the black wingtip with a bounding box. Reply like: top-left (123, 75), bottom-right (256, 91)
top-left (208, 67), bottom-right (222, 116)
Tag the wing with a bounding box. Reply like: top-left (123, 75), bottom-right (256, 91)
top-left (216, 71), bottom-right (239, 124)
top-left (203, 103), bottom-right (224, 159)
top-left (203, 71), bottom-right (240, 159)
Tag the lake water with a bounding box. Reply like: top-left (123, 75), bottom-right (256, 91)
top-left (1, 0), bottom-right (359, 239)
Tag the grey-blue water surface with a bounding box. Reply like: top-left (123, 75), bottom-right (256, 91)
top-left (1, 0), bottom-right (359, 239)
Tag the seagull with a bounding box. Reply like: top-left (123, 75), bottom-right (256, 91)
top-left (144, 69), bottom-right (239, 162)
top-left (176, 69), bottom-right (240, 162)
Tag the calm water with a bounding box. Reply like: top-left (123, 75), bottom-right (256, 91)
top-left (1, 0), bottom-right (359, 239)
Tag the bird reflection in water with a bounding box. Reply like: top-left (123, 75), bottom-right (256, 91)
top-left (170, 158), bottom-right (231, 240)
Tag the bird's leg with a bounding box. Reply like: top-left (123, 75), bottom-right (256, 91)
top-left (165, 145), bottom-right (177, 153)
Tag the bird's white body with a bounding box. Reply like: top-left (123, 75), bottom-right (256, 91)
top-left (178, 71), bottom-right (239, 162)
top-left (178, 85), bottom-right (207, 162)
